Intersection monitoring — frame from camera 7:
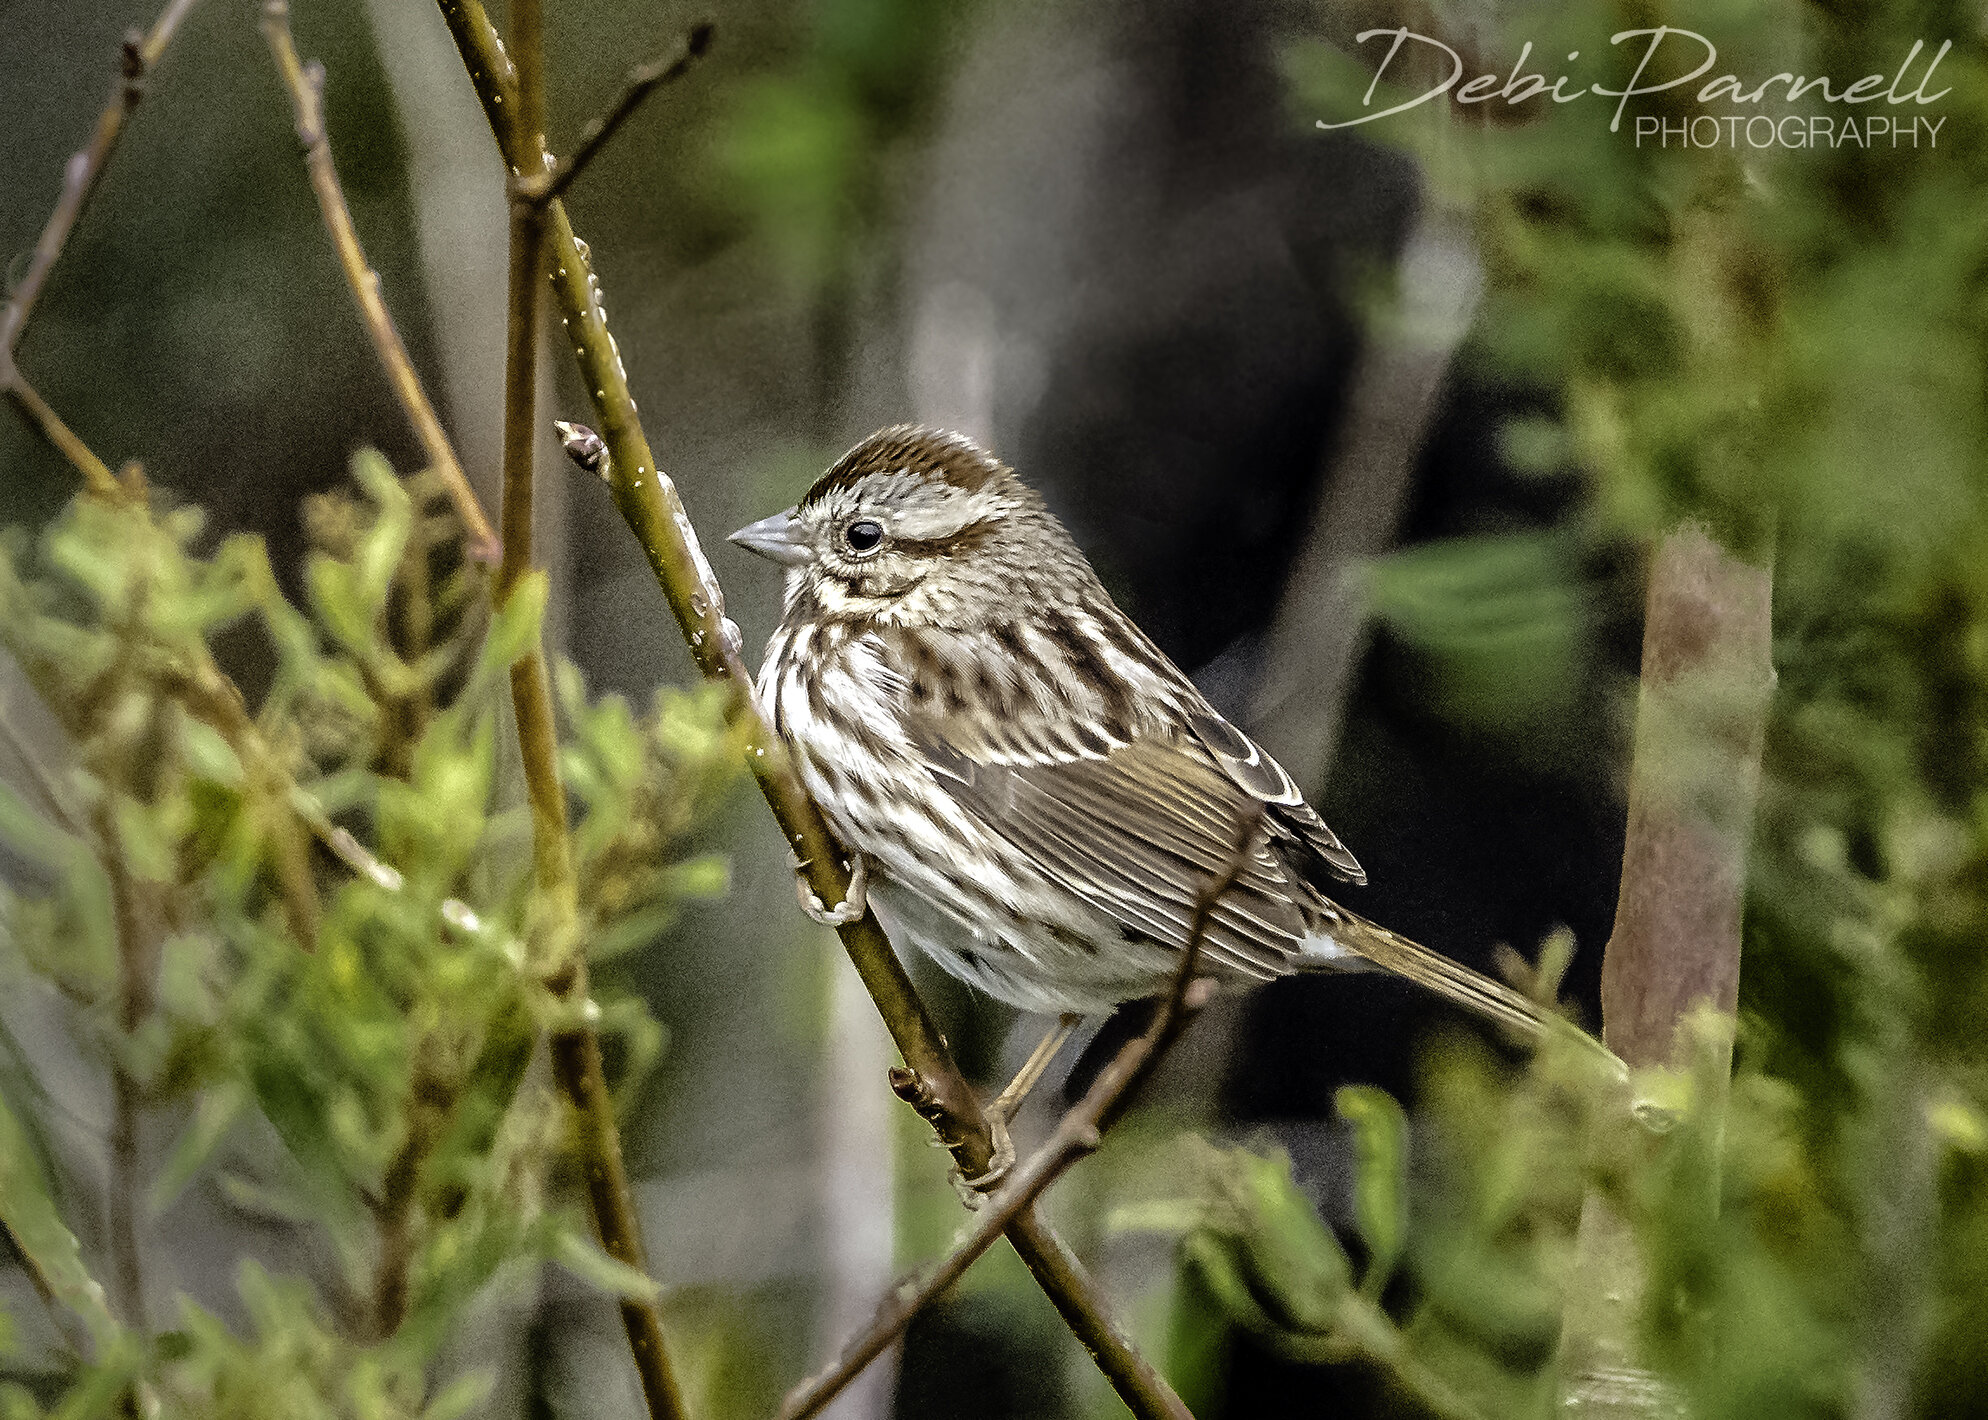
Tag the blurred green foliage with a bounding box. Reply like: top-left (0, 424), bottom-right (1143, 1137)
top-left (1128, 1), bottom-right (1988, 1416)
top-left (0, 455), bottom-right (740, 1416)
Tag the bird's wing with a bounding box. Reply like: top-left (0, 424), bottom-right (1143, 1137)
top-left (910, 717), bottom-right (1318, 979)
top-left (1182, 708), bottom-right (1365, 886)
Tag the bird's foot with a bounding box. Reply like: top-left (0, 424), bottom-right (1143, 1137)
top-left (795, 854), bottom-right (866, 927)
top-left (951, 1111), bottom-right (1015, 1208)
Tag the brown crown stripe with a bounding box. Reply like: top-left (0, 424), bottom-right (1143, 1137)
top-left (802, 424), bottom-right (1008, 507)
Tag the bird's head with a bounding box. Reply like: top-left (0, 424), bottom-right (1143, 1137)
top-left (729, 425), bottom-right (1067, 627)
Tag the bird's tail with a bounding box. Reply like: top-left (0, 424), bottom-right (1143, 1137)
top-left (1304, 909), bottom-right (1587, 1051)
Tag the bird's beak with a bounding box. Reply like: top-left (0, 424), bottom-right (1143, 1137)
top-left (728, 507), bottom-right (812, 566)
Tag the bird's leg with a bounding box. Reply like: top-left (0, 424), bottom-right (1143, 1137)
top-left (795, 853), bottom-right (867, 927)
top-left (991, 1013), bottom-right (1082, 1123)
top-left (961, 1014), bottom-right (1082, 1199)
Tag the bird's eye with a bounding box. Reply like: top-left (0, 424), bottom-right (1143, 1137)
top-left (845, 519), bottom-right (884, 553)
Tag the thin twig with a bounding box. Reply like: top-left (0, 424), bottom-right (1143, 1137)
top-left (433, 8), bottom-right (1192, 1413)
top-left (1, 0), bottom-right (199, 494)
top-left (3, 373), bottom-right (118, 499)
top-left (0, 0), bottom-right (200, 358)
top-left (96, 800), bottom-right (153, 1333)
top-left (483, 3), bottom-right (691, 1417)
top-left (779, 811), bottom-right (1264, 1420)
top-left (259, 1), bottom-right (498, 562)
top-left (1005, 1209), bottom-right (1191, 1418)
top-left (527, 24), bottom-right (714, 209)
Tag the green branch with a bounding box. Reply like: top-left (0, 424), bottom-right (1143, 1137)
top-left (482, 3), bottom-right (691, 1418)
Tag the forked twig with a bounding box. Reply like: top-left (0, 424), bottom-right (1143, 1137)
top-left (779, 810), bottom-right (1265, 1420)
top-left (260, 0), bottom-right (498, 562)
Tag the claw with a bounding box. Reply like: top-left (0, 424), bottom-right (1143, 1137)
top-left (796, 854), bottom-right (867, 927)
top-left (951, 1112), bottom-right (1015, 1208)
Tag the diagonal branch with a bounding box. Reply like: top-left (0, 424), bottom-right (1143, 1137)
top-left (435, 0), bottom-right (991, 1191)
top-left (435, 5), bottom-right (1193, 1413)
top-left (2, 373), bottom-right (118, 497)
top-left (524, 23), bottom-right (714, 209)
top-left (259, 0), bottom-right (499, 562)
top-left (1, 0), bottom-right (199, 495)
top-left (0, 0), bottom-right (200, 359)
top-left (778, 811), bottom-right (1264, 1420)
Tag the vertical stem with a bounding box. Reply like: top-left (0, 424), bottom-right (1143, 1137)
top-left (98, 804), bottom-right (151, 1332)
top-left (491, 5), bottom-right (689, 1418)
top-left (547, 1023), bottom-right (684, 1419)
top-left (1560, 523), bottom-right (1774, 1419)
top-left (1600, 525), bottom-right (1773, 1069)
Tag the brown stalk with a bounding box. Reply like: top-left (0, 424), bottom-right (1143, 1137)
top-left (259, 1), bottom-right (498, 563)
top-left (433, 5), bottom-right (1194, 1414)
top-left (1559, 524), bottom-right (1774, 1418)
top-left (98, 801), bottom-right (153, 1333)
top-left (0, 0), bottom-right (201, 493)
top-left (778, 813), bottom-right (1264, 1420)
top-left (3, 376), bottom-right (119, 497)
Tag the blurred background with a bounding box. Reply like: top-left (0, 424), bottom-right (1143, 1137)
top-left (0, 0), bottom-right (1788, 1415)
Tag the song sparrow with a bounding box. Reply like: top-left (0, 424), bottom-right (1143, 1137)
top-left (730, 425), bottom-right (1552, 1040)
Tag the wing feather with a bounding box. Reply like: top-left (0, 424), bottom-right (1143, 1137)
top-left (912, 722), bottom-right (1306, 978)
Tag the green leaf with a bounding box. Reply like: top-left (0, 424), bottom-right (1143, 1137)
top-left (305, 556), bottom-right (371, 661)
top-left (1225, 1147), bottom-right (1351, 1334)
top-left (588, 905), bottom-right (677, 964)
top-left (1367, 531), bottom-right (1593, 733)
top-left (0, 781), bottom-right (117, 996)
top-left (419, 1371), bottom-right (495, 1420)
top-left (664, 853), bottom-right (731, 901)
top-left (1181, 1231), bottom-right (1281, 1334)
top-left (473, 573), bottom-right (547, 686)
top-left (149, 1080), bottom-right (248, 1215)
top-left (552, 1228), bottom-right (661, 1303)
top-left (348, 450), bottom-right (414, 620)
top-left (244, 1055), bottom-right (366, 1251)
top-left (175, 711), bottom-right (243, 788)
top-left (1335, 1085), bottom-right (1409, 1296)
top-left (0, 1086), bottom-right (119, 1347)
top-left (0, 778), bottom-right (73, 877)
